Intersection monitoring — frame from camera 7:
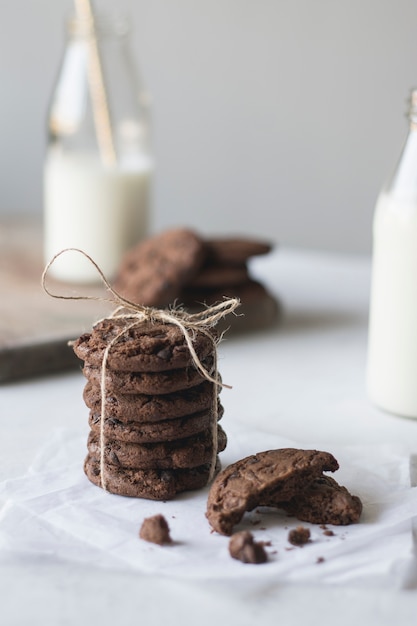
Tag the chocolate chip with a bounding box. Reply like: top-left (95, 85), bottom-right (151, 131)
top-left (107, 417), bottom-right (122, 426)
top-left (109, 451), bottom-right (121, 466)
top-left (160, 471), bottom-right (172, 483)
top-left (156, 347), bottom-right (172, 361)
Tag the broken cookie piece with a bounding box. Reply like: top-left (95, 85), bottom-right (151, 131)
top-left (139, 514), bottom-right (172, 545)
top-left (229, 531), bottom-right (268, 564)
top-left (206, 448), bottom-right (361, 535)
top-left (280, 475), bottom-right (362, 525)
top-left (288, 526), bottom-right (311, 546)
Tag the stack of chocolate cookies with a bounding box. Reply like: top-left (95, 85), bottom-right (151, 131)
top-left (72, 317), bottom-right (226, 500)
top-left (113, 228), bottom-right (280, 333)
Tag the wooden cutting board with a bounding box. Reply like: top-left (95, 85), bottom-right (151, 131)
top-left (0, 218), bottom-right (113, 382)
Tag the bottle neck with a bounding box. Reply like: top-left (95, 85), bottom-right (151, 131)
top-left (379, 88), bottom-right (417, 199)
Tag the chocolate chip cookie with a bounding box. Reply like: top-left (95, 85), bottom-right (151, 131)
top-left (73, 318), bottom-right (216, 372)
top-left (83, 380), bottom-right (217, 422)
top-left (188, 264), bottom-right (250, 289)
top-left (84, 454), bottom-right (221, 500)
top-left (88, 405), bottom-right (223, 444)
top-left (205, 237), bottom-right (272, 265)
top-left (113, 228), bottom-right (207, 306)
top-left (83, 357), bottom-right (216, 395)
top-left (87, 424), bottom-right (227, 470)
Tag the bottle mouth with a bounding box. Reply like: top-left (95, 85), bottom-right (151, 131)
top-left (68, 12), bottom-right (129, 38)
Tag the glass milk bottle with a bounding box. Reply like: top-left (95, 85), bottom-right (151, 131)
top-left (43, 11), bottom-right (152, 283)
top-left (367, 89), bottom-right (417, 418)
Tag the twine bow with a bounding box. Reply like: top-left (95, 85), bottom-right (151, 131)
top-left (42, 248), bottom-right (240, 489)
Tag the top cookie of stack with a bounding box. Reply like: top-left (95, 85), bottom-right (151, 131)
top-left (113, 228), bottom-right (279, 332)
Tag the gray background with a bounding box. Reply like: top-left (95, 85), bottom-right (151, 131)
top-left (1, 0), bottom-right (417, 253)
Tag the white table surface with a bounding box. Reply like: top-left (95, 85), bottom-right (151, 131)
top-left (1, 247), bottom-right (417, 626)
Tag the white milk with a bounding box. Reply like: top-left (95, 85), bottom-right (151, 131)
top-left (367, 191), bottom-right (417, 418)
top-left (43, 150), bottom-right (151, 283)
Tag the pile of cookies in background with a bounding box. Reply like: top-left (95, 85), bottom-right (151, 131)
top-left (72, 318), bottom-right (226, 499)
top-left (114, 228), bottom-right (280, 333)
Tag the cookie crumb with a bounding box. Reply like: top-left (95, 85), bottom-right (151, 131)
top-left (288, 526), bottom-right (311, 546)
top-left (316, 556), bottom-right (325, 564)
top-left (139, 514), bottom-right (172, 545)
top-left (323, 529), bottom-right (334, 537)
top-left (229, 531), bottom-right (268, 564)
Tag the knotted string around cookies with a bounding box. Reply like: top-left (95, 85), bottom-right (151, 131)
top-left (42, 248), bottom-right (241, 490)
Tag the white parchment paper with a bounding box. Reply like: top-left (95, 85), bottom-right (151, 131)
top-left (0, 421), bottom-right (416, 589)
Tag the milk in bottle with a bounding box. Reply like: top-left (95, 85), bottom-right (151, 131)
top-left (367, 89), bottom-right (417, 418)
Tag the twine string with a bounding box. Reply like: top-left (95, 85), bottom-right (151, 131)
top-left (42, 248), bottom-right (240, 489)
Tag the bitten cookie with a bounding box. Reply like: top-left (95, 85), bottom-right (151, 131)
top-left (206, 448), bottom-right (340, 535)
